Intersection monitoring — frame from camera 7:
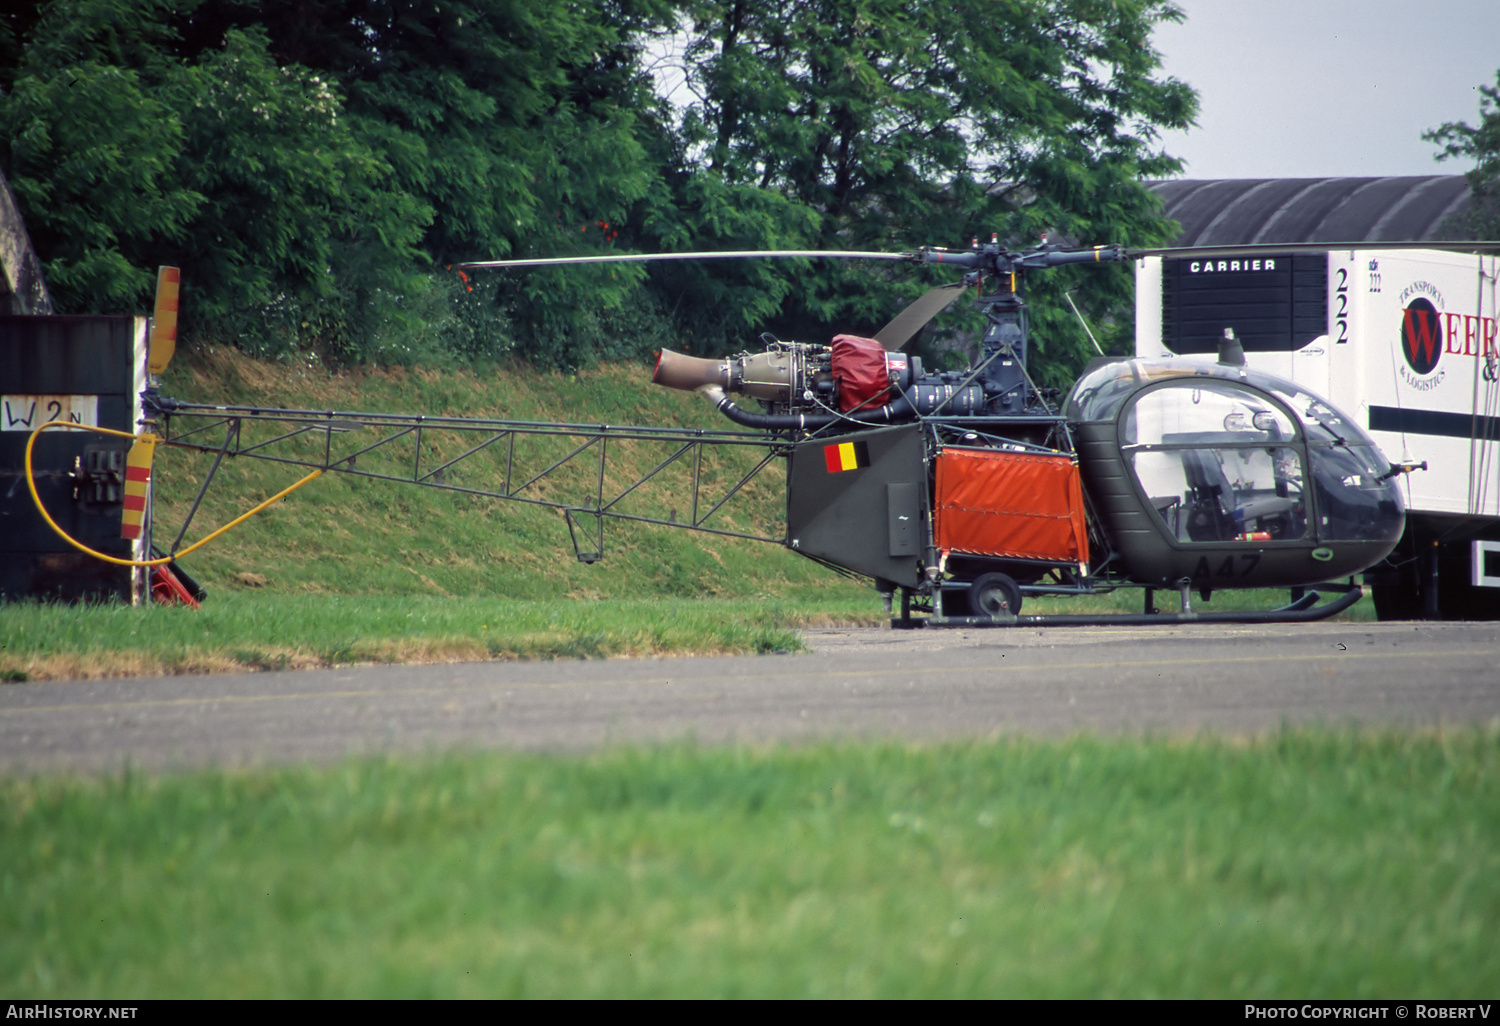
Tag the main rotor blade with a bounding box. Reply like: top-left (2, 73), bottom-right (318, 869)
top-left (1128, 240), bottom-right (1500, 259)
top-left (872, 282), bottom-right (969, 351)
top-left (458, 249), bottom-right (915, 270)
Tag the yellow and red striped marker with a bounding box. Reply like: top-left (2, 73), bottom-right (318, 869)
top-left (120, 434), bottom-right (156, 540)
top-left (148, 266), bottom-right (180, 376)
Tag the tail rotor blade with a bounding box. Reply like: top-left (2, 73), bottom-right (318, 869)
top-left (121, 434), bottom-right (157, 541)
top-left (872, 282), bottom-right (968, 351)
top-left (148, 267), bottom-right (180, 376)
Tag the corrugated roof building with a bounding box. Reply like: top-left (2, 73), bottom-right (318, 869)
top-left (1149, 176), bottom-right (1475, 247)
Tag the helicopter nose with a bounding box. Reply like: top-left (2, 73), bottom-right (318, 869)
top-left (1307, 442), bottom-right (1406, 548)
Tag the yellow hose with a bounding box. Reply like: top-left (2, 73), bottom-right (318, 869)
top-left (25, 420), bottom-right (322, 568)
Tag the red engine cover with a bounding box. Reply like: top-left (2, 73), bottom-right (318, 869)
top-left (830, 334), bottom-right (893, 412)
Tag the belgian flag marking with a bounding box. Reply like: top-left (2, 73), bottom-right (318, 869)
top-left (822, 440), bottom-right (870, 473)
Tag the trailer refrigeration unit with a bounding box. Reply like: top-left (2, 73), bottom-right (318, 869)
top-left (1135, 248), bottom-right (1500, 619)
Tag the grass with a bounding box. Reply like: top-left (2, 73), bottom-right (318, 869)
top-left (0, 348), bottom-right (881, 679)
top-left (0, 585), bottom-right (1374, 682)
top-left (1, 729), bottom-right (1495, 998)
top-left (0, 593), bottom-right (882, 681)
top-left (148, 347), bottom-right (809, 601)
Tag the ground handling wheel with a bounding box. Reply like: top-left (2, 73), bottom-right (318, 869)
top-left (968, 572), bottom-right (1022, 621)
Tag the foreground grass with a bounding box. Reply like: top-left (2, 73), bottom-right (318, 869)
top-left (0, 593), bottom-right (883, 681)
top-left (1, 731), bottom-right (1495, 998)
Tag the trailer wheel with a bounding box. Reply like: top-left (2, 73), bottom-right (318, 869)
top-left (969, 573), bottom-right (1022, 619)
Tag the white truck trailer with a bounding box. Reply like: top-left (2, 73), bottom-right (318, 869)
top-left (1135, 247), bottom-right (1500, 618)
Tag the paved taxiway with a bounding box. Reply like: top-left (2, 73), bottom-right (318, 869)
top-left (1, 621), bottom-right (1496, 774)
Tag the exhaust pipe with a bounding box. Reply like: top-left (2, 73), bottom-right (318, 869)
top-left (652, 349), bottom-right (732, 394)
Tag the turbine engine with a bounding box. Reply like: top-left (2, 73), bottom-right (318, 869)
top-left (652, 335), bottom-right (990, 431)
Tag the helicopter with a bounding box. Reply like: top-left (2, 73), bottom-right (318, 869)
top-left (17, 237), bottom-right (1414, 626)
top-left (457, 237), bottom-right (1411, 625)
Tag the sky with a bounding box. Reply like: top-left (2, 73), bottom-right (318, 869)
top-left (1151, 0), bottom-right (1499, 180)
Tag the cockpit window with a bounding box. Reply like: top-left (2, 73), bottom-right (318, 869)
top-left (1121, 381), bottom-right (1297, 448)
top-left (1066, 359), bottom-right (1194, 422)
top-left (1308, 444), bottom-right (1406, 544)
top-left (1130, 446), bottom-right (1308, 543)
top-left (1122, 380), bottom-right (1308, 544)
top-left (1119, 377), bottom-right (1403, 546)
top-left (1262, 381), bottom-right (1383, 449)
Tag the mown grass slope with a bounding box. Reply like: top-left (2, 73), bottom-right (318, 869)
top-left (150, 346), bottom-right (842, 602)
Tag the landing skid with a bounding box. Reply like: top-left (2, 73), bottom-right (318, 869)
top-left (892, 581), bottom-right (1364, 629)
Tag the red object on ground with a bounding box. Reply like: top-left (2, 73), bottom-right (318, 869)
top-left (150, 565), bottom-right (201, 609)
top-left (933, 448), bottom-right (1090, 565)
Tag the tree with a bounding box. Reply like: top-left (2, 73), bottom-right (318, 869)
top-left (0, 1), bottom-right (201, 311)
top-left (2, 0), bottom-right (1196, 378)
top-left (0, 55), bottom-right (199, 311)
top-left (176, 0), bottom-right (681, 366)
top-left (1426, 70), bottom-right (1500, 240)
top-left (647, 0), bottom-right (1196, 383)
top-left (167, 27), bottom-right (433, 358)
top-left (0, 0), bottom-right (678, 366)
top-left (0, 0), bottom-right (431, 358)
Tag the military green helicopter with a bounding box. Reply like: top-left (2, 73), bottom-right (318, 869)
top-left (452, 237), bottom-right (1410, 625)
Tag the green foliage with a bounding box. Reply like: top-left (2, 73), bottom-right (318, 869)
top-left (0, 52), bottom-right (200, 309)
top-left (1426, 69), bottom-right (1500, 239)
top-left (1, 0), bottom-right (1194, 376)
top-left (168, 26), bottom-right (432, 359)
top-left (0, 1), bottom-right (432, 359)
top-left (0, 0), bottom-right (673, 365)
top-left (640, 172), bottom-right (822, 351)
top-left (235, 0), bottom-right (676, 368)
top-left (661, 0), bottom-right (1196, 377)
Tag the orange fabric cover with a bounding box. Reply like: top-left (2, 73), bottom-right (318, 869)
top-left (933, 448), bottom-right (1090, 565)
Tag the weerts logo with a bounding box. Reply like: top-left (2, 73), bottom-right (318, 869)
top-left (1396, 279), bottom-right (1499, 391)
top-left (1397, 281), bottom-right (1447, 391)
top-left (1401, 297), bottom-right (1443, 376)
